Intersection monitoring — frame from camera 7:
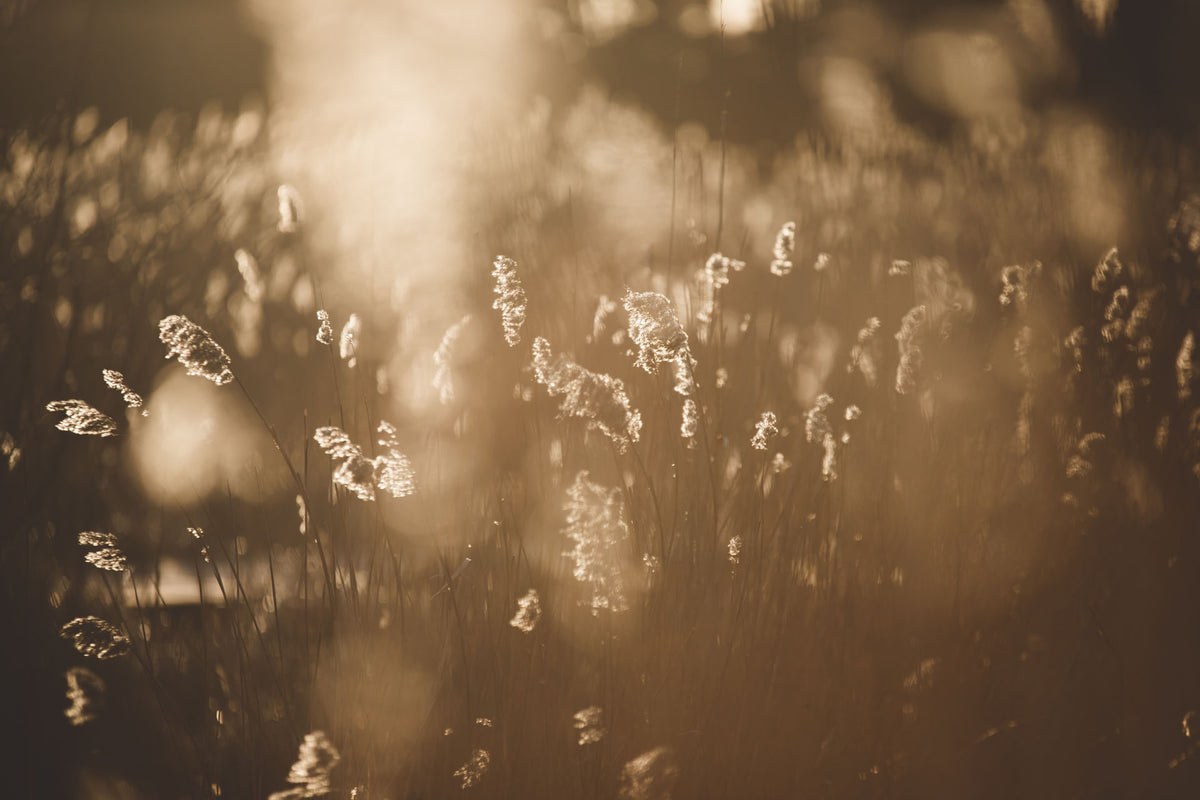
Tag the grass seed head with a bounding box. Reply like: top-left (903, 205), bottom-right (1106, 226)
top-left (46, 400), bottom-right (118, 437)
top-left (509, 588), bottom-right (542, 633)
top-left (573, 706), bottom-right (606, 745)
top-left (59, 616), bottom-right (131, 659)
top-left (894, 305), bottom-right (927, 395)
top-left (492, 254), bottom-right (527, 347)
top-left (771, 221), bottom-right (796, 277)
top-left (158, 315), bottom-right (234, 386)
top-left (101, 369), bottom-right (144, 410)
top-left (563, 470), bottom-right (630, 614)
top-left (339, 313), bottom-right (361, 366)
top-left (277, 184), bottom-right (302, 234)
top-left (623, 290), bottom-right (690, 375)
top-left (64, 667), bottom-right (105, 726)
top-left (454, 748), bottom-right (491, 789)
top-left (315, 310), bottom-right (334, 345)
top-left (433, 314), bottom-right (472, 404)
top-left (532, 337), bottom-right (643, 451)
top-left (284, 730), bottom-right (340, 797)
top-left (752, 411), bottom-right (779, 450)
top-left (234, 248), bottom-right (264, 303)
top-left (1178, 331), bottom-right (1195, 400)
top-left (78, 531), bottom-right (126, 571)
top-left (620, 746), bottom-right (679, 800)
top-left (1091, 247), bottom-right (1123, 294)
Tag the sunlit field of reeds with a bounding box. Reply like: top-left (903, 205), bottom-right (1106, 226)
top-left (5, 4), bottom-right (1200, 799)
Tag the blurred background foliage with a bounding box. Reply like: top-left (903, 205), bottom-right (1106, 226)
top-left (4, 0), bottom-right (1200, 798)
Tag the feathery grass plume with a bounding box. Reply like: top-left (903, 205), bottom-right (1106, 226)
top-left (509, 588), bottom-right (542, 633)
top-left (339, 313), bottom-right (361, 367)
top-left (64, 667), bottom-right (105, 726)
top-left (314, 422), bottom-right (416, 501)
top-left (1101, 286), bottom-right (1131, 343)
top-left (727, 535), bottom-right (742, 566)
top-left (46, 400), bottom-right (117, 437)
top-left (889, 259), bottom-right (912, 277)
top-left (697, 252), bottom-right (743, 324)
top-left (296, 494), bottom-right (307, 536)
top-left (276, 184), bottom-right (301, 234)
top-left (315, 425), bottom-right (361, 458)
top-left (433, 314), bottom-right (472, 404)
top-left (1156, 416), bottom-right (1171, 453)
top-left (234, 248), bottom-right (264, 303)
top-left (1136, 336), bottom-right (1153, 384)
top-left (315, 426), bottom-right (376, 500)
top-left (704, 252), bottom-right (740, 288)
top-left (1063, 431), bottom-right (1106, 509)
top-left (623, 290), bottom-right (691, 375)
top-left (680, 398), bottom-right (698, 444)
top-left (1, 431), bottom-right (20, 471)
top-left (273, 730), bottom-right (340, 799)
top-left (751, 411), bottom-right (779, 450)
top-left (563, 470), bottom-right (630, 614)
top-left (1178, 332), bottom-right (1195, 400)
top-left (188, 526), bottom-right (211, 564)
top-left (589, 295), bottom-right (620, 344)
top-left (1126, 292), bottom-right (1154, 341)
top-left (770, 221), bottom-right (796, 277)
top-left (158, 314), bottom-right (234, 385)
top-left (78, 531), bottom-right (127, 572)
top-left (842, 404), bottom-right (862, 444)
top-left (894, 305), bottom-right (927, 395)
top-left (1092, 247), bottom-right (1123, 294)
top-left (315, 310), bottom-right (334, 345)
top-left (804, 395), bottom-right (834, 444)
top-left (59, 616), bottom-right (131, 659)
top-left (795, 394), bottom-right (842, 480)
top-left (374, 421), bottom-right (417, 498)
top-left (999, 261), bottom-right (1041, 312)
top-left (903, 658), bottom-right (939, 692)
top-left (672, 351), bottom-right (697, 398)
top-left (454, 749), bottom-right (491, 789)
top-left (1066, 433), bottom-right (1105, 479)
top-left (101, 369), bottom-right (144, 411)
top-left (1168, 194), bottom-right (1200, 261)
top-left (619, 746), bottom-right (679, 800)
top-left (531, 337), bottom-right (642, 451)
top-left (821, 433), bottom-right (839, 481)
top-left (1065, 326), bottom-right (1086, 375)
top-left (573, 706), bottom-right (606, 745)
top-left (491, 255), bottom-right (527, 347)
top-left (847, 317), bottom-right (882, 387)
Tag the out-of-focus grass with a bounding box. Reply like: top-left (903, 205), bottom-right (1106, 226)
top-left (4, 44), bottom-right (1200, 800)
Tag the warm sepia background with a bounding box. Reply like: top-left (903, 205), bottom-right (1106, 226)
top-left (3, 1), bottom-right (1200, 798)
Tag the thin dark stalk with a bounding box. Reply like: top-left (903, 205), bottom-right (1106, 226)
top-left (715, 3), bottom-right (729, 251)
top-left (683, 354), bottom-right (722, 541)
top-left (667, 51), bottom-right (684, 284)
top-left (234, 376), bottom-right (337, 604)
